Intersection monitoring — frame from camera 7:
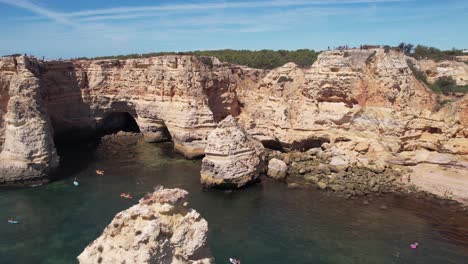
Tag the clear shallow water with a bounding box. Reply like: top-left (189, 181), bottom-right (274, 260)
top-left (1, 137), bottom-right (468, 264)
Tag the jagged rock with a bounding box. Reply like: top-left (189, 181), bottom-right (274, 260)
top-left (267, 158), bottom-right (288, 180)
top-left (77, 188), bottom-right (213, 264)
top-left (200, 116), bottom-right (265, 188)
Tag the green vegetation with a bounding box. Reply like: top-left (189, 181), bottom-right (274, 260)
top-left (411, 45), bottom-right (465, 61)
top-left (76, 49), bottom-right (320, 69)
top-left (277, 76), bottom-right (294, 83)
top-left (398, 42), bottom-right (414, 55)
top-left (407, 59), bottom-right (468, 95)
top-left (1, 53), bottom-right (21, 57)
top-left (438, 99), bottom-right (453, 106)
top-left (199, 56), bottom-right (213, 67)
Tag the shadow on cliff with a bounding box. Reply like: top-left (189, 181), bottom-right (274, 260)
top-left (39, 61), bottom-right (143, 181)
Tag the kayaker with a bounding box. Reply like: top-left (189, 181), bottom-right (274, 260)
top-left (229, 258), bottom-right (240, 264)
top-left (7, 219), bottom-right (19, 224)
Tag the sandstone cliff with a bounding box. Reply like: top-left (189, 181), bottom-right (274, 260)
top-left (0, 56), bottom-right (59, 183)
top-left (78, 188), bottom-right (213, 264)
top-left (418, 59), bottom-right (468, 86)
top-left (0, 49), bottom-right (466, 203)
top-left (43, 56), bottom-right (263, 158)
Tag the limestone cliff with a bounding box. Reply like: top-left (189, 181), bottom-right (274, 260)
top-left (0, 56), bottom-right (17, 150)
top-left (78, 188), bottom-right (213, 264)
top-left (418, 59), bottom-right (468, 86)
top-left (42, 56), bottom-right (263, 158)
top-left (0, 56), bottom-right (58, 183)
top-left (0, 49), bottom-right (466, 202)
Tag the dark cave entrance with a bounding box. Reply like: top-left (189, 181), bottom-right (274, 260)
top-left (290, 137), bottom-right (331, 152)
top-left (51, 112), bottom-right (141, 182)
top-left (97, 112), bottom-right (141, 136)
top-left (261, 140), bottom-right (285, 152)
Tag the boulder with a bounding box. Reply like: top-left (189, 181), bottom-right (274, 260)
top-left (267, 158), bottom-right (288, 180)
top-left (77, 188), bottom-right (213, 264)
top-left (200, 116), bottom-right (265, 188)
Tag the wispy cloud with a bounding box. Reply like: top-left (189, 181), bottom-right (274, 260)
top-left (66, 0), bottom-right (412, 18)
top-left (0, 0), bottom-right (77, 26)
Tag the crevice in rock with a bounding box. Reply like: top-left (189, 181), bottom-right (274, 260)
top-left (289, 137), bottom-right (331, 152)
top-left (261, 139), bottom-right (285, 152)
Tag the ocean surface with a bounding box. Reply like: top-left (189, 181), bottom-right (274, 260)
top-left (1, 137), bottom-right (467, 264)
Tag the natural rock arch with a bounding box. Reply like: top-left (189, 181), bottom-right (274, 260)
top-left (96, 112), bottom-right (141, 136)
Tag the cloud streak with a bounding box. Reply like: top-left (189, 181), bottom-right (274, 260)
top-left (66, 0), bottom-right (412, 18)
top-left (0, 0), bottom-right (76, 26)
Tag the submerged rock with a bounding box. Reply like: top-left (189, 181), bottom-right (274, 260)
top-left (267, 158), bottom-right (288, 180)
top-left (201, 116), bottom-right (265, 188)
top-left (77, 188), bottom-right (213, 264)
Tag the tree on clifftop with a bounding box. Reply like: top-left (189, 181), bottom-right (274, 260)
top-left (398, 42), bottom-right (414, 54)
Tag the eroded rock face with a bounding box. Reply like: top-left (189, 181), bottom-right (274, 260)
top-left (418, 59), bottom-right (468, 85)
top-left (201, 116), bottom-right (265, 188)
top-left (0, 57), bottom-right (18, 151)
top-left (77, 188), bottom-right (213, 264)
top-left (237, 49), bottom-right (438, 152)
top-left (41, 56), bottom-right (264, 158)
top-left (0, 50), bottom-right (466, 203)
top-left (0, 57), bottom-right (59, 183)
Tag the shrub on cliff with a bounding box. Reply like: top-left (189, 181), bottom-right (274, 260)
top-left (277, 76), bottom-right (294, 83)
top-left (411, 45), bottom-right (464, 61)
top-left (80, 49), bottom-right (320, 70)
top-left (199, 56), bottom-right (213, 67)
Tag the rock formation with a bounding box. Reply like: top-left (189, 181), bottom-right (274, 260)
top-left (0, 49), bottom-right (467, 203)
top-left (200, 116), bottom-right (265, 188)
top-left (41, 56), bottom-right (262, 159)
top-left (267, 158), bottom-right (288, 180)
top-left (418, 59), bottom-right (468, 85)
top-left (0, 57), bottom-right (58, 183)
top-left (77, 188), bottom-right (213, 264)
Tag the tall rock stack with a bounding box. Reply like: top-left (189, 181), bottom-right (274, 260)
top-left (201, 116), bottom-right (265, 188)
top-left (0, 57), bottom-right (59, 183)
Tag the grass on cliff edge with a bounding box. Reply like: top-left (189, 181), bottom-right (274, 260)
top-left (75, 49), bottom-right (320, 69)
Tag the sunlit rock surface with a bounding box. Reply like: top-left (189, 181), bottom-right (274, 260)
top-left (201, 116), bottom-right (265, 188)
top-left (77, 188), bottom-right (213, 264)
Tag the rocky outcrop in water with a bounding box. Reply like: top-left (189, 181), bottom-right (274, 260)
top-left (77, 188), bottom-right (213, 264)
top-left (201, 116), bottom-right (265, 188)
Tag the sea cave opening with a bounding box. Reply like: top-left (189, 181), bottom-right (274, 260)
top-left (97, 112), bottom-right (141, 136)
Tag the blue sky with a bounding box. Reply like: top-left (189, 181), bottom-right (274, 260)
top-left (0, 0), bottom-right (466, 58)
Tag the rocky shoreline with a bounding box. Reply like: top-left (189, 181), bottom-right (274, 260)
top-left (1, 48), bottom-right (467, 206)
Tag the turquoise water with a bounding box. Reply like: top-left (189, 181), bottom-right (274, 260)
top-left (1, 137), bottom-right (467, 264)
